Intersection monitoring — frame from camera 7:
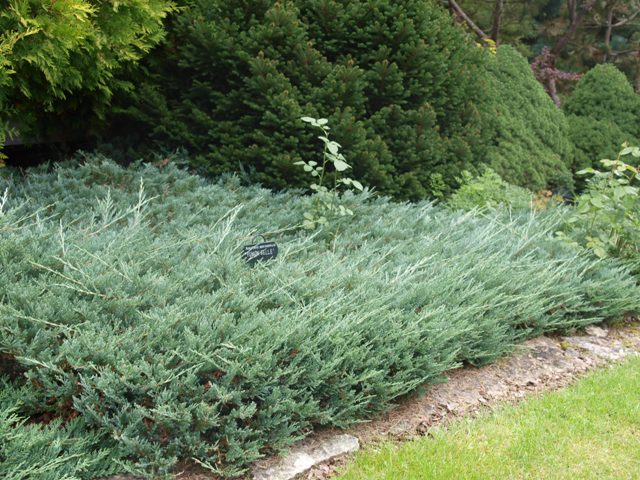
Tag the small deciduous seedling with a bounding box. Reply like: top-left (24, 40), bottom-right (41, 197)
top-left (296, 116), bottom-right (364, 230)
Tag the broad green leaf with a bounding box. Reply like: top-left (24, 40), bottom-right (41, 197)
top-left (351, 180), bottom-right (364, 191)
top-left (327, 142), bottom-right (341, 155)
top-left (621, 147), bottom-right (634, 156)
top-left (333, 159), bottom-right (350, 172)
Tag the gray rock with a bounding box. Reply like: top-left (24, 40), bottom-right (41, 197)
top-left (563, 337), bottom-right (630, 361)
top-left (252, 435), bottom-right (359, 480)
top-left (585, 325), bottom-right (609, 338)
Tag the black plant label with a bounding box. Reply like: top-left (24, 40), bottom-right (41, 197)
top-left (242, 242), bottom-right (278, 265)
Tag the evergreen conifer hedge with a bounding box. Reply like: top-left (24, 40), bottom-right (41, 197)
top-left (564, 64), bottom-right (640, 178)
top-left (1, 157), bottom-right (637, 476)
top-left (115, 0), bottom-right (489, 199)
top-left (481, 46), bottom-right (574, 192)
top-left (0, 0), bottom-right (174, 149)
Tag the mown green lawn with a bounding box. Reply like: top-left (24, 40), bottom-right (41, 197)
top-left (337, 356), bottom-right (640, 480)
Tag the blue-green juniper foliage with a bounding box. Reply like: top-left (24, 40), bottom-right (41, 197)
top-left (0, 157), bottom-right (638, 476)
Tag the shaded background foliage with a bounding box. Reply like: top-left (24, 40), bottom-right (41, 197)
top-left (0, 0), bottom-right (174, 150)
top-left (449, 0), bottom-right (640, 92)
top-left (2, 0), bottom-right (638, 199)
top-left (480, 45), bottom-right (574, 192)
top-left (564, 64), bottom-right (640, 182)
top-left (111, 0), bottom-right (489, 200)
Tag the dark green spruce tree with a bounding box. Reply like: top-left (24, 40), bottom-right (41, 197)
top-left (564, 64), bottom-right (640, 180)
top-left (114, 0), bottom-right (489, 199)
top-left (480, 45), bottom-right (574, 192)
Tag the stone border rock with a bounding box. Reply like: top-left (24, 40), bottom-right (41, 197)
top-left (252, 435), bottom-right (359, 480)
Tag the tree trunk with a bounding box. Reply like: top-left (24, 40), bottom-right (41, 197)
top-left (448, 0), bottom-right (489, 40)
top-left (547, 77), bottom-right (562, 107)
top-left (491, 0), bottom-right (504, 45)
top-left (551, 0), bottom-right (589, 56)
top-left (603, 3), bottom-right (614, 62)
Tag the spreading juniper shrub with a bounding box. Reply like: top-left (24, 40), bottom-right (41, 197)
top-left (0, 156), bottom-right (637, 477)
